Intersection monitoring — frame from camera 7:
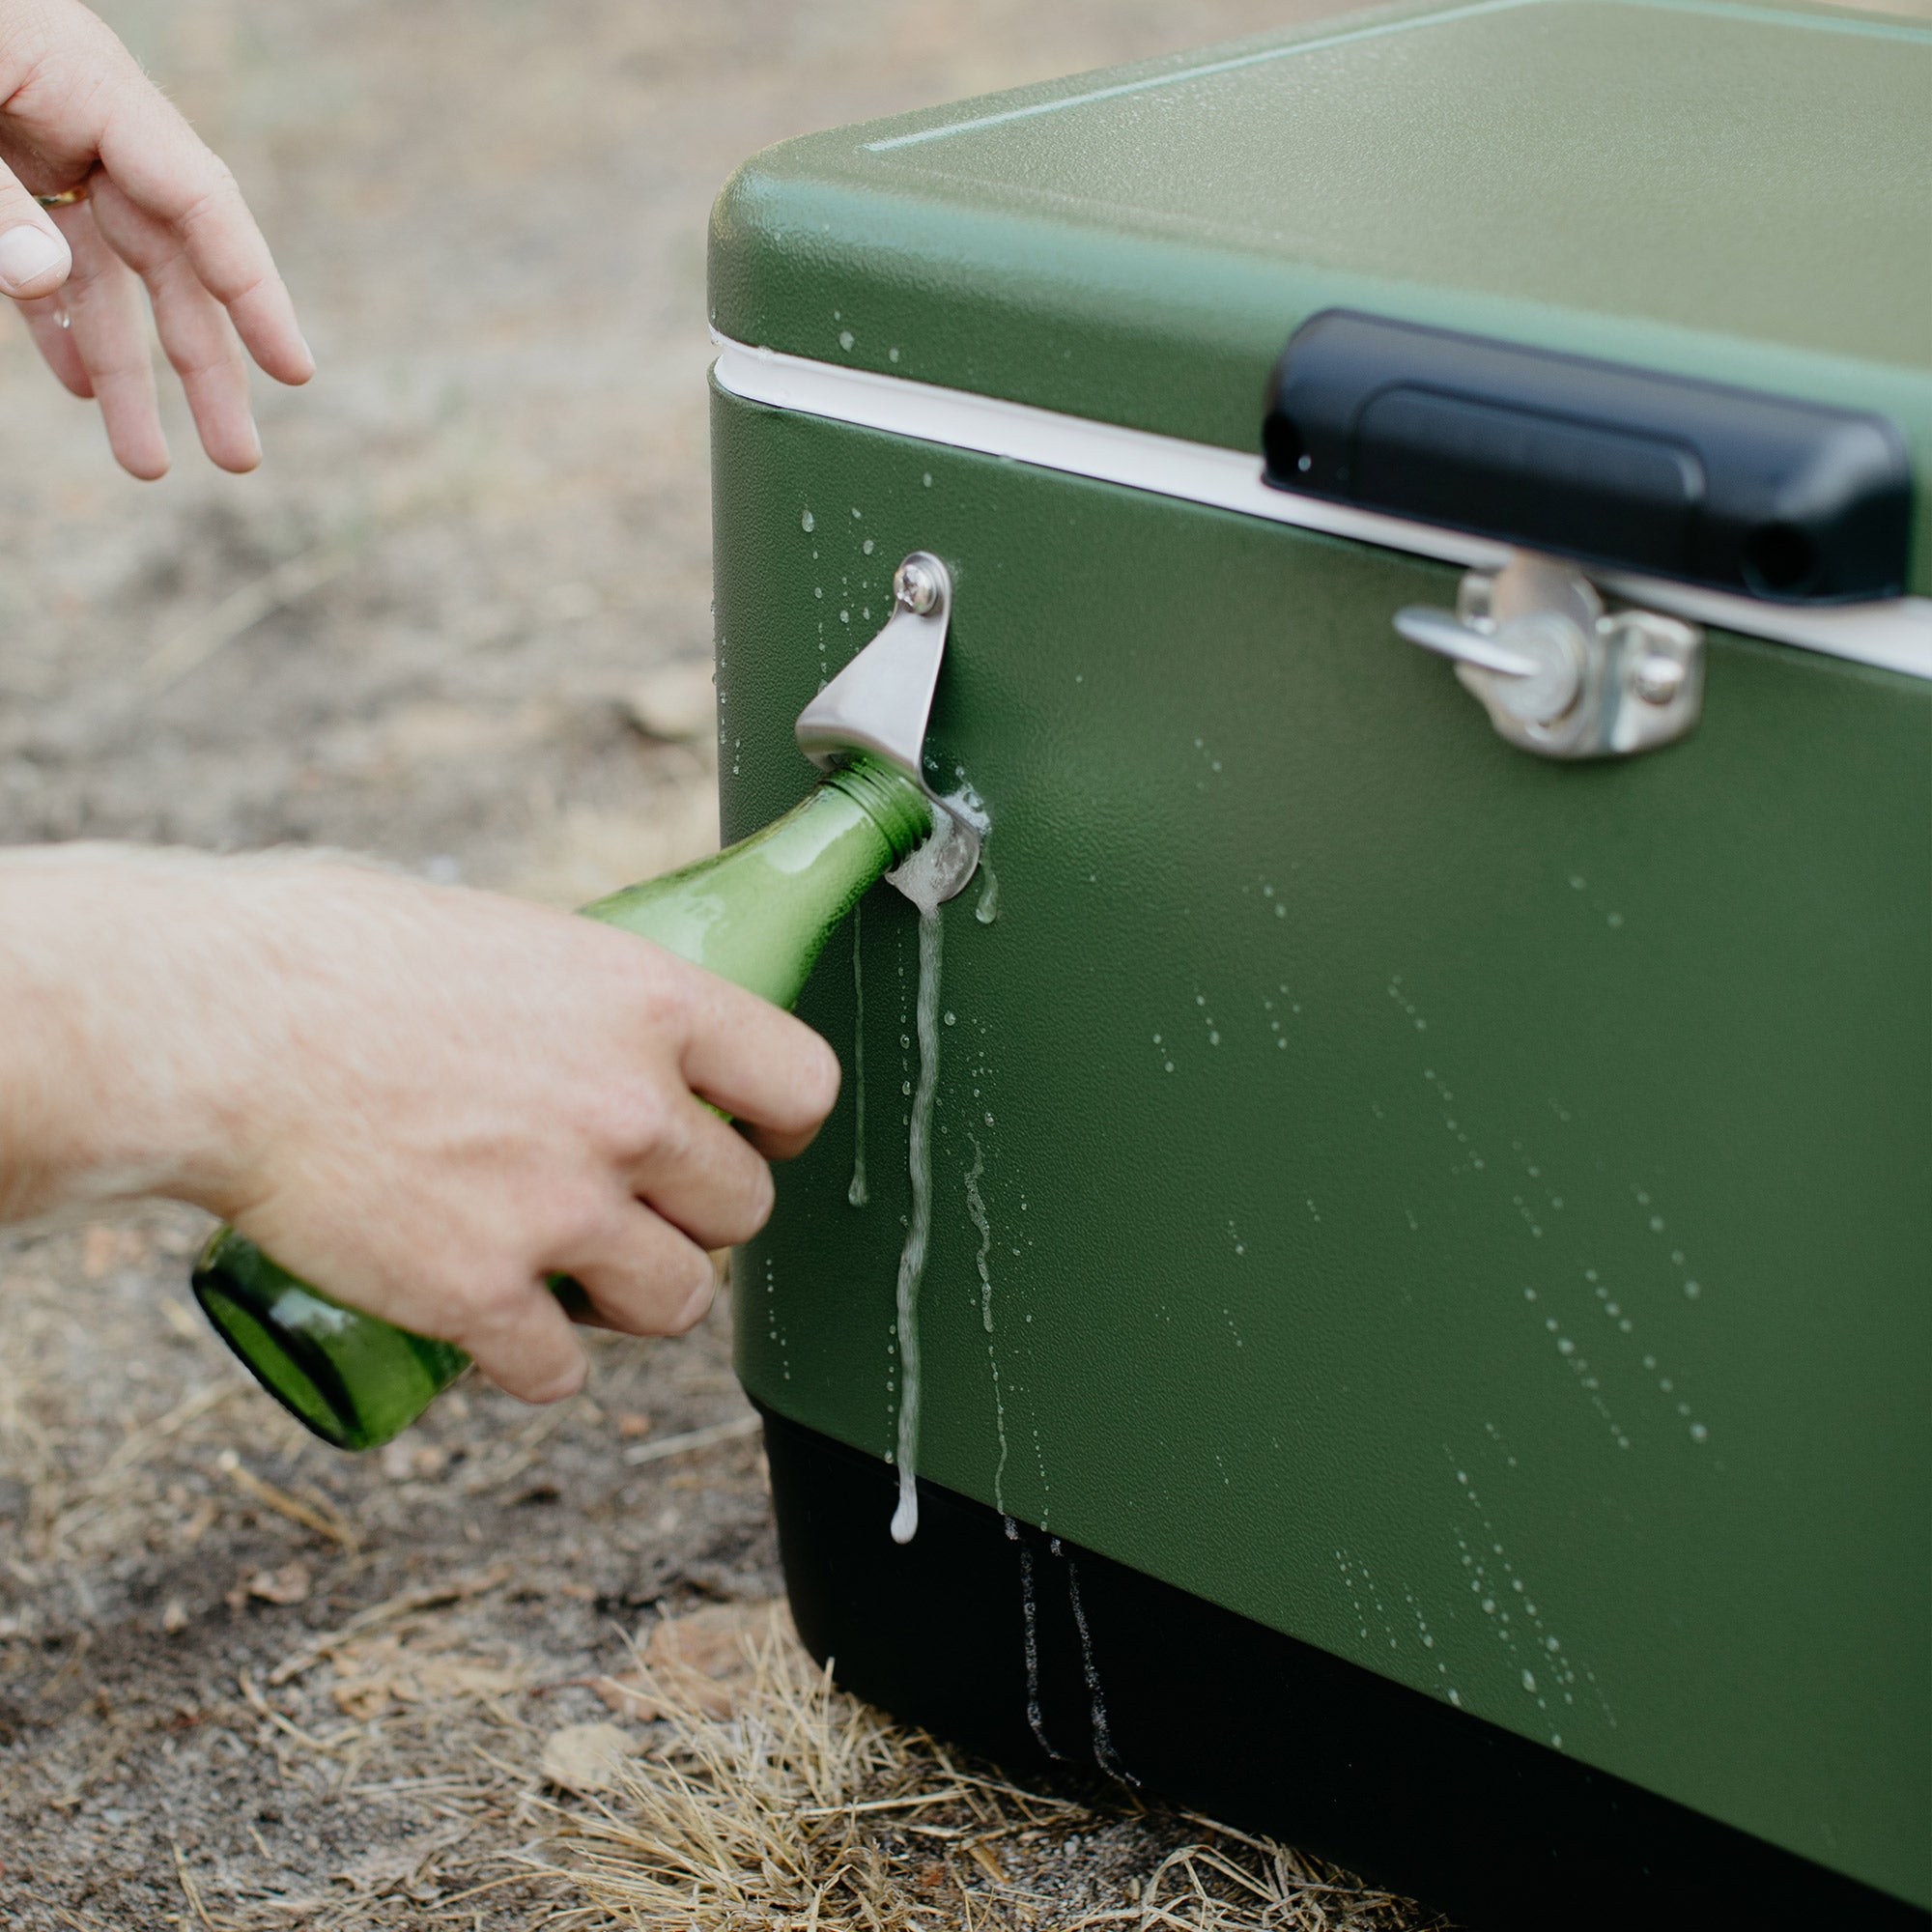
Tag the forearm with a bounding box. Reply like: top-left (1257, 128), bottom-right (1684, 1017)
top-left (0, 839), bottom-right (835, 1403)
top-left (0, 843), bottom-right (261, 1221)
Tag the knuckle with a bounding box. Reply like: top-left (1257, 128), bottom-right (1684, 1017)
top-left (176, 171), bottom-right (237, 237)
top-left (543, 1179), bottom-right (623, 1259)
top-left (217, 266), bottom-right (270, 310)
top-left (642, 963), bottom-right (698, 1035)
top-left (596, 1081), bottom-right (674, 1163)
top-left (646, 1096), bottom-right (697, 1166)
top-left (167, 340), bottom-right (243, 384)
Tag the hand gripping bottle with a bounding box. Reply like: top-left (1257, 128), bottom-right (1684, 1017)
top-left (193, 755), bottom-right (934, 1449)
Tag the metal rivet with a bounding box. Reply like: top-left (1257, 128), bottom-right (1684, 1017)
top-left (1632, 654), bottom-right (1687, 705)
top-left (894, 556), bottom-right (941, 615)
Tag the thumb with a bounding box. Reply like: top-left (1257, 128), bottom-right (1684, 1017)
top-left (0, 160), bottom-right (73, 300)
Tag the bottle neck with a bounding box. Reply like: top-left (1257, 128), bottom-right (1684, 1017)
top-left (821, 755), bottom-right (934, 867)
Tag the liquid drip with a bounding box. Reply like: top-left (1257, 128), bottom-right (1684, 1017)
top-left (847, 903), bottom-right (868, 1208)
top-left (965, 1135), bottom-right (1009, 1511)
top-left (1062, 1544), bottom-right (1134, 1781)
top-left (883, 781), bottom-right (988, 1544)
top-left (1010, 1519), bottom-right (1061, 1757)
top-left (965, 1138), bottom-right (995, 1333)
top-left (888, 902), bottom-right (943, 1545)
top-left (975, 859), bottom-right (1000, 924)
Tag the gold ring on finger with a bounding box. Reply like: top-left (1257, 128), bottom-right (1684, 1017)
top-left (36, 185), bottom-right (89, 209)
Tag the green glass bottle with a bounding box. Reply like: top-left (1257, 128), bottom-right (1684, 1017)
top-left (193, 756), bottom-right (933, 1451)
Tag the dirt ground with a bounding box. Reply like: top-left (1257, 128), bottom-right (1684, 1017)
top-left (0, 0), bottom-right (1918, 1924)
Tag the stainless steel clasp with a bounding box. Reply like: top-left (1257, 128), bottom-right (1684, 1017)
top-left (1394, 553), bottom-right (1703, 759)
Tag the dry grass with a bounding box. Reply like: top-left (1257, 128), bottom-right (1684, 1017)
top-left (0, 1207), bottom-right (784, 1928)
top-left (1, 1213), bottom-right (1442, 1928)
top-left (532, 1608), bottom-right (1438, 1931)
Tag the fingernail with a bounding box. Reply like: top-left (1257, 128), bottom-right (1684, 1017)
top-left (0, 223), bottom-right (68, 294)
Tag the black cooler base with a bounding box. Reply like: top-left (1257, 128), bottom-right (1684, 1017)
top-left (759, 1405), bottom-right (1925, 1932)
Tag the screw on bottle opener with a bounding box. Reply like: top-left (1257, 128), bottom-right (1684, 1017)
top-left (793, 551), bottom-right (981, 902)
top-left (1394, 552), bottom-right (1704, 759)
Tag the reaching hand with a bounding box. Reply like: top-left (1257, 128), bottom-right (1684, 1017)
top-left (0, 0), bottom-right (313, 477)
top-left (0, 849), bottom-right (843, 1406)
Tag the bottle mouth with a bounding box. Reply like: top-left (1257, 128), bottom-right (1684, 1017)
top-left (887, 795), bottom-right (983, 911)
top-left (826, 755), bottom-right (936, 864)
top-left (829, 754), bottom-right (984, 905)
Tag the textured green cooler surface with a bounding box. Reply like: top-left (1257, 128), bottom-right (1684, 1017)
top-left (712, 0), bottom-right (1932, 592)
top-left (716, 389), bottom-right (1930, 1903)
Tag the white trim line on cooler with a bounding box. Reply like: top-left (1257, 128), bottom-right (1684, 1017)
top-left (711, 334), bottom-right (1932, 684)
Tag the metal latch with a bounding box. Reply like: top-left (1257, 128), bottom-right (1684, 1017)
top-left (1394, 553), bottom-right (1703, 759)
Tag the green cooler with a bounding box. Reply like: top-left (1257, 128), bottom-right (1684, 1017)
top-left (706, 2), bottom-right (1931, 1924)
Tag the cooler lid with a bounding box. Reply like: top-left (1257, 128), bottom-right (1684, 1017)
top-left (710, 0), bottom-right (1932, 599)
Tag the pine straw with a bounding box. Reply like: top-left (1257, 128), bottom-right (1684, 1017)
top-left (533, 1609), bottom-right (1440, 1931)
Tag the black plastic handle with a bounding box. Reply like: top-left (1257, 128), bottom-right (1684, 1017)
top-left (1263, 310), bottom-right (1912, 604)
